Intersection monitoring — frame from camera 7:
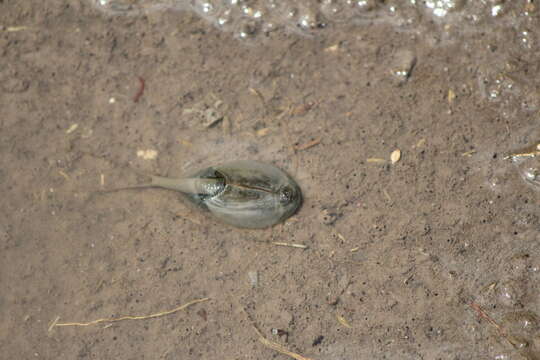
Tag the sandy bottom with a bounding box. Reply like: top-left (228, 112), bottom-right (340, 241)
top-left (1, 2), bottom-right (539, 359)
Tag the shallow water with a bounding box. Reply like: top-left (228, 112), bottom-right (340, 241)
top-left (92, 0), bottom-right (538, 39)
top-left (92, 0), bottom-right (540, 191)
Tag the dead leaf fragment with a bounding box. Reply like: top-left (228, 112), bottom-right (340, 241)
top-left (66, 123), bottom-right (79, 134)
top-left (414, 138), bottom-right (426, 148)
top-left (337, 314), bottom-right (352, 328)
top-left (448, 89), bottom-right (456, 104)
top-left (6, 26), bottom-right (29, 32)
top-left (324, 44), bottom-right (340, 52)
top-left (137, 149), bottom-right (158, 160)
top-left (461, 150), bottom-right (476, 157)
top-left (256, 128), bottom-right (270, 137)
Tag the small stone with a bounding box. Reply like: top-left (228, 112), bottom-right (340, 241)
top-left (390, 49), bottom-right (416, 84)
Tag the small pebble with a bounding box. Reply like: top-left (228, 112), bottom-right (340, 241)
top-left (390, 49), bottom-right (416, 84)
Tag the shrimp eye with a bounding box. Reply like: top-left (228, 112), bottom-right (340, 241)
top-left (279, 186), bottom-right (294, 205)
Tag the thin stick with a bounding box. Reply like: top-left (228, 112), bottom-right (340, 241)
top-left (469, 302), bottom-right (505, 336)
top-left (51, 298), bottom-right (209, 329)
top-left (258, 335), bottom-right (314, 360)
top-left (58, 170), bottom-right (70, 180)
top-left (295, 139), bottom-right (320, 151)
top-left (241, 305), bottom-right (314, 360)
top-left (272, 242), bottom-right (308, 249)
top-left (249, 87), bottom-right (267, 115)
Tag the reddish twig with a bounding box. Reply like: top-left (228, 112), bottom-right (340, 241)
top-left (133, 77), bottom-right (145, 103)
top-left (294, 138), bottom-right (321, 151)
top-left (469, 302), bottom-right (505, 336)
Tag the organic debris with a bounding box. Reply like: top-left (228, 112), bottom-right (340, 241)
top-left (136, 149), bottom-right (158, 160)
top-left (504, 141), bottom-right (540, 161)
top-left (336, 314), bottom-right (352, 328)
top-left (49, 297), bottom-right (210, 330)
top-left (133, 77), bottom-right (145, 103)
top-left (448, 89), bottom-right (456, 104)
top-left (183, 93), bottom-right (228, 129)
top-left (295, 139), bottom-right (321, 151)
top-left (390, 149), bottom-right (401, 164)
top-left (66, 123), bottom-right (79, 134)
top-left (272, 242), bottom-right (308, 249)
top-left (367, 158), bottom-right (386, 163)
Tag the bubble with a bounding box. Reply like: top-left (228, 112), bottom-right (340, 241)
top-left (519, 166), bottom-right (540, 189)
top-left (502, 311), bottom-right (540, 337)
top-left (389, 49), bottom-right (417, 84)
top-left (319, 0), bottom-right (359, 23)
top-left (88, 0), bottom-right (540, 51)
top-left (490, 4), bottom-right (505, 17)
top-left (190, 0), bottom-right (223, 18)
top-left (497, 280), bottom-right (525, 307)
top-left (356, 0), bottom-right (381, 12)
top-left (506, 335), bottom-right (529, 351)
top-left (234, 19), bottom-right (260, 39)
top-left (506, 141), bottom-right (540, 191)
top-left (520, 90), bottom-right (540, 112)
top-left (91, 0), bottom-right (177, 14)
top-left (423, 0), bottom-right (467, 18)
top-left (518, 29), bottom-right (536, 51)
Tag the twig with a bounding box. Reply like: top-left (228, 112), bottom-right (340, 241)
top-left (461, 150), bottom-right (477, 157)
top-left (272, 242), bottom-right (308, 249)
top-left (258, 335), bottom-right (314, 360)
top-left (5, 26), bottom-right (29, 32)
top-left (295, 139), bottom-right (320, 151)
top-left (242, 305), bottom-right (314, 360)
top-left (58, 170), bottom-right (70, 180)
top-left (336, 314), bottom-right (352, 329)
top-left (290, 100), bottom-right (320, 116)
top-left (50, 298), bottom-right (209, 330)
top-left (469, 302), bottom-right (505, 336)
top-left (249, 87), bottom-right (267, 115)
